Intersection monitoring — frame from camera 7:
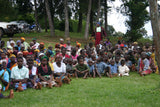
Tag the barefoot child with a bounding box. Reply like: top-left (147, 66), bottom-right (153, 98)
top-left (118, 59), bottom-right (130, 76)
top-left (74, 56), bottom-right (89, 79)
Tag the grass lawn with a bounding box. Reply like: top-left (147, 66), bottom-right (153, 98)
top-left (1, 72), bottom-right (160, 107)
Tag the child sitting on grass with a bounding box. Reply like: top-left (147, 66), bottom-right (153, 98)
top-left (118, 59), bottom-right (130, 76)
top-left (66, 58), bottom-right (75, 77)
top-left (74, 56), bottom-right (89, 79)
top-left (108, 60), bottom-right (118, 77)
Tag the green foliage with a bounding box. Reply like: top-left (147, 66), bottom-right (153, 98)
top-left (121, 0), bottom-right (149, 42)
top-left (0, 0), bottom-right (17, 21)
top-left (137, 37), bottom-right (152, 47)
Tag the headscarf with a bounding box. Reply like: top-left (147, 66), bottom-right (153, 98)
top-left (21, 37), bottom-right (25, 41)
top-left (76, 41), bottom-right (81, 47)
top-left (41, 55), bottom-right (49, 61)
top-left (34, 49), bottom-right (40, 53)
top-left (40, 42), bottom-right (44, 45)
top-left (9, 54), bottom-right (16, 58)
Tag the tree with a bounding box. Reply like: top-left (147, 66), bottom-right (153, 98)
top-left (96, 0), bottom-right (101, 22)
top-left (34, 0), bottom-right (39, 32)
top-left (84, 0), bottom-right (92, 40)
top-left (148, 0), bottom-right (160, 73)
top-left (45, 0), bottom-right (55, 36)
top-left (121, 0), bottom-right (149, 42)
top-left (64, 0), bottom-right (69, 38)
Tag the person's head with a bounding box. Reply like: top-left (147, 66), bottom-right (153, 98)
top-left (55, 54), bottom-right (62, 64)
top-left (88, 60), bottom-right (93, 66)
top-left (121, 59), bottom-right (125, 66)
top-left (2, 61), bottom-right (7, 69)
top-left (16, 40), bottom-right (21, 46)
top-left (32, 38), bottom-right (37, 44)
top-left (107, 52), bottom-right (113, 59)
top-left (1, 52), bottom-right (6, 59)
top-left (55, 48), bottom-right (60, 55)
top-left (39, 53), bottom-right (45, 60)
top-left (10, 41), bottom-right (15, 47)
top-left (17, 52), bottom-right (23, 57)
top-left (68, 58), bottom-right (73, 65)
top-left (63, 58), bottom-right (68, 65)
top-left (91, 55), bottom-right (96, 61)
top-left (61, 47), bottom-right (67, 55)
top-left (20, 37), bottom-right (25, 43)
top-left (115, 56), bottom-right (120, 63)
top-left (48, 46), bottom-right (53, 51)
top-left (10, 54), bottom-right (16, 63)
top-left (97, 57), bottom-right (102, 63)
top-left (17, 57), bottom-right (23, 68)
top-left (39, 42), bottom-right (44, 49)
top-left (27, 58), bottom-right (34, 68)
top-left (46, 50), bottom-right (53, 57)
top-left (67, 41), bottom-right (71, 45)
top-left (21, 44), bottom-right (25, 51)
top-left (60, 38), bottom-right (64, 44)
top-left (30, 42), bottom-right (34, 47)
top-left (89, 42), bottom-right (93, 48)
top-left (100, 40), bottom-right (103, 45)
top-left (41, 55), bottom-right (48, 66)
top-left (80, 49), bottom-right (86, 56)
top-left (141, 52), bottom-right (146, 60)
top-left (76, 41), bottom-right (81, 48)
top-left (118, 40), bottom-right (121, 45)
top-left (26, 54), bottom-right (33, 62)
top-left (110, 60), bottom-right (115, 66)
top-left (103, 55), bottom-right (109, 63)
top-left (71, 48), bottom-right (77, 56)
top-left (145, 43), bottom-right (150, 49)
top-left (78, 57), bottom-right (84, 65)
top-left (96, 22), bottom-right (101, 27)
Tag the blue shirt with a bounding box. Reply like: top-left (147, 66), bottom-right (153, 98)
top-left (109, 64), bottom-right (118, 74)
top-left (96, 62), bottom-right (106, 74)
top-left (0, 69), bottom-right (9, 91)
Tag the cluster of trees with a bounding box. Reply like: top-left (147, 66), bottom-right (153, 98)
top-left (0, 0), bottom-right (155, 41)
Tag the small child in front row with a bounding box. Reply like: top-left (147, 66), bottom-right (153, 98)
top-left (118, 59), bottom-right (130, 76)
top-left (66, 58), bottom-right (75, 77)
top-left (74, 56), bottom-right (89, 79)
top-left (108, 60), bottom-right (118, 77)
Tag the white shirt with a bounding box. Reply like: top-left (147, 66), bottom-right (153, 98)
top-left (118, 65), bottom-right (130, 76)
top-left (11, 66), bottom-right (29, 80)
top-left (53, 62), bottom-right (66, 73)
top-left (31, 66), bottom-right (37, 75)
top-left (32, 42), bottom-right (40, 49)
top-left (96, 27), bottom-right (101, 32)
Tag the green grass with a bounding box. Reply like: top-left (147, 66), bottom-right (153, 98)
top-left (1, 72), bottom-right (160, 107)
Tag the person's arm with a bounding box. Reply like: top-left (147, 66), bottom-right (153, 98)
top-left (38, 74), bottom-right (47, 82)
top-left (0, 76), bottom-right (8, 86)
top-left (102, 27), bottom-right (107, 37)
top-left (12, 78), bottom-right (28, 83)
top-left (74, 68), bottom-right (81, 73)
top-left (48, 74), bottom-right (53, 83)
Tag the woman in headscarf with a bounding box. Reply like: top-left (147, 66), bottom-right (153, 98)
top-left (38, 55), bottom-right (56, 88)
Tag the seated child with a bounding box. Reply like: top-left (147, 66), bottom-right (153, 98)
top-left (66, 58), bottom-right (74, 77)
top-left (38, 56), bottom-right (56, 88)
top-left (74, 56), bottom-right (89, 79)
top-left (96, 57), bottom-right (106, 75)
top-left (53, 55), bottom-right (70, 85)
top-left (108, 60), bottom-right (118, 77)
top-left (118, 59), bottom-right (130, 76)
top-left (138, 52), bottom-right (151, 76)
top-left (27, 58), bottom-right (42, 89)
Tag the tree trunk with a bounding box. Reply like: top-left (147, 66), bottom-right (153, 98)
top-left (104, 0), bottom-right (108, 33)
top-left (45, 0), bottom-right (55, 36)
top-left (148, 0), bottom-right (160, 74)
top-left (96, 0), bottom-right (101, 22)
top-left (45, 11), bottom-right (48, 32)
top-left (90, 10), bottom-right (94, 34)
top-left (84, 0), bottom-right (92, 40)
top-left (77, 12), bottom-right (82, 33)
top-left (34, 0), bottom-right (39, 32)
top-left (64, 0), bottom-right (69, 38)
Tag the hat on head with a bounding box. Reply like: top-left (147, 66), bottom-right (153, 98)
top-left (21, 37), bottom-right (25, 41)
top-left (60, 38), bottom-right (64, 41)
top-left (9, 54), bottom-right (16, 58)
top-left (76, 41), bottom-right (81, 47)
top-left (97, 22), bottom-right (101, 25)
top-left (32, 38), bottom-right (37, 41)
top-left (40, 42), bottom-right (44, 45)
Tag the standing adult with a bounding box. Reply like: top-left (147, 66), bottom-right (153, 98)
top-left (93, 22), bottom-right (107, 46)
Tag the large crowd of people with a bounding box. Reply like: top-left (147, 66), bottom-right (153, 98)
top-left (0, 36), bottom-right (159, 99)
